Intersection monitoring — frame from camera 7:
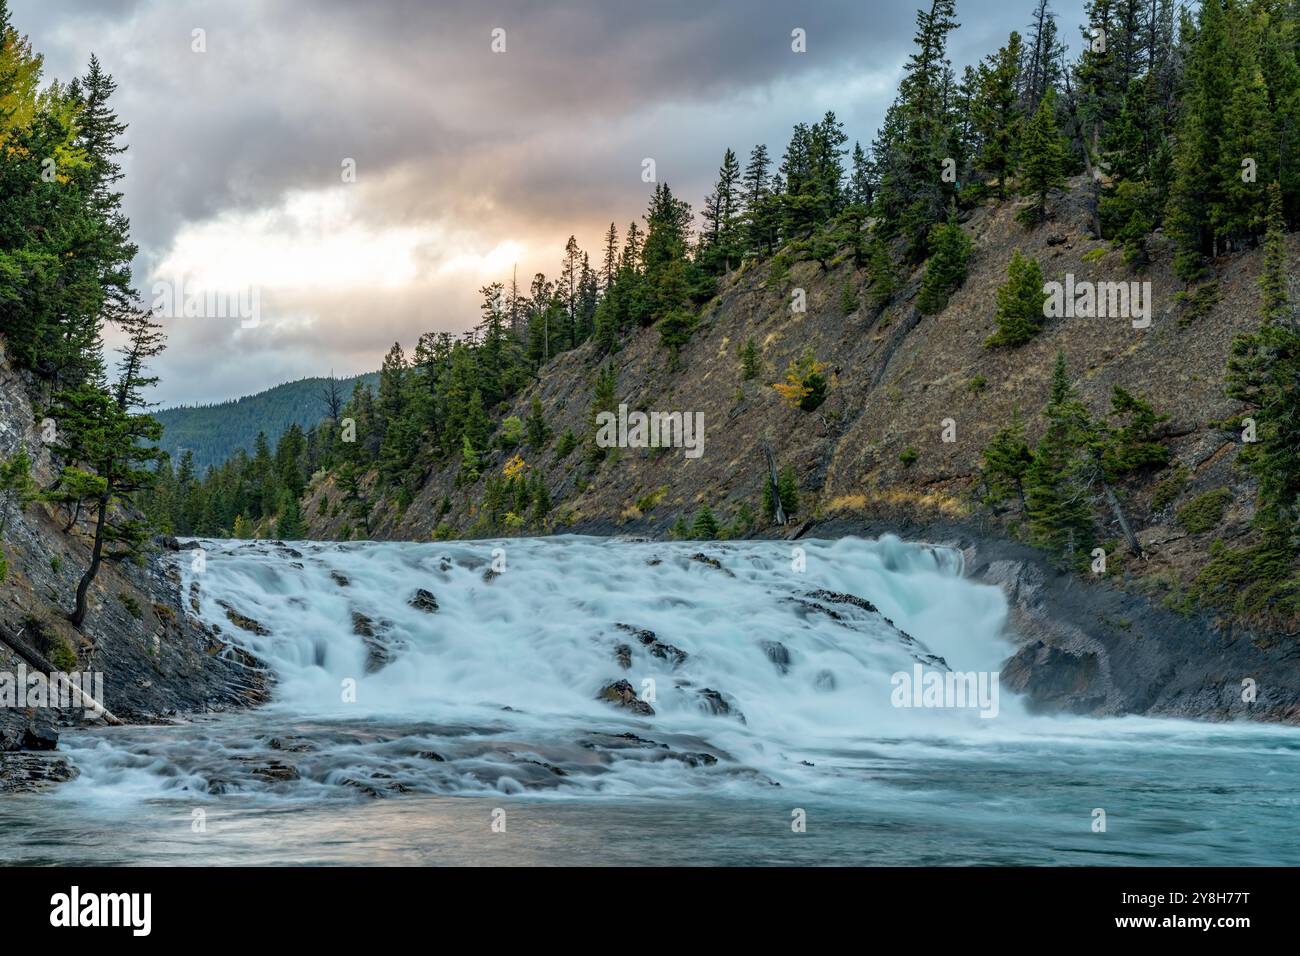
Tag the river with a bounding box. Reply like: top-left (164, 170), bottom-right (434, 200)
top-left (3, 535), bottom-right (1297, 865)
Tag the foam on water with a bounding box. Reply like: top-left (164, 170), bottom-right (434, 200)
top-left (197, 534), bottom-right (1017, 742)
top-left (47, 534), bottom-right (1300, 808)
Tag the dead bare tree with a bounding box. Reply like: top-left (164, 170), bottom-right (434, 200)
top-left (320, 371), bottom-right (344, 421)
top-left (761, 440), bottom-right (786, 526)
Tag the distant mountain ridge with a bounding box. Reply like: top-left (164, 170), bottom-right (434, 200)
top-left (155, 371), bottom-right (379, 471)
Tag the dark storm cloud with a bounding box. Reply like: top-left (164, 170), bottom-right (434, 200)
top-left (11, 0), bottom-right (1086, 404)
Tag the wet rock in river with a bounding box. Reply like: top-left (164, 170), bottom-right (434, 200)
top-left (597, 679), bottom-right (655, 716)
top-left (218, 601), bottom-right (270, 636)
top-left (250, 761), bottom-right (300, 782)
top-left (696, 687), bottom-right (745, 722)
top-left (0, 753), bottom-right (76, 793)
top-left (408, 588), bottom-right (439, 613)
top-left (759, 640), bottom-right (791, 674)
top-left (614, 622), bottom-right (687, 666)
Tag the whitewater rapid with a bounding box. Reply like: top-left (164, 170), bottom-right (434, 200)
top-left (192, 534), bottom-right (1010, 731)
top-left (17, 534), bottom-right (1300, 864)
top-left (46, 534), bottom-right (1300, 814)
top-left (48, 536), bottom-right (1009, 798)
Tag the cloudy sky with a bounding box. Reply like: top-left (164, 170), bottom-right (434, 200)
top-left (14, 0), bottom-right (1086, 406)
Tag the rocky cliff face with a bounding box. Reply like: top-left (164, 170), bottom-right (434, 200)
top-left (302, 177), bottom-right (1299, 723)
top-left (0, 342), bottom-right (263, 790)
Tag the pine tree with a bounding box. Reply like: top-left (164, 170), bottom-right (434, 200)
top-left (275, 490), bottom-right (305, 540)
top-left (848, 140), bottom-right (874, 207)
top-left (1018, 89), bottom-right (1066, 225)
top-left (741, 143), bottom-right (778, 256)
top-left (972, 31), bottom-right (1024, 199)
top-left (739, 337), bottom-right (761, 380)
top-left (1074, 0), bottom-right (1126, 166)
top-left (777, 466), bottom-right (800, 517)
top-left (459, 434), bottom-right (480, 483)
top-left (559, 236), bottom-right (583, 349)
top-left (1022, 0), bottom-right (1063, 114)
top-left (873, 0), bottom-right (962, 256)
top-left (1164, 0), bottom-right (1236, 280)
top-left (657, 294), bottom-right (697, 364)
top-left (640, 182), bottom-right (693, 325)
top-left (462, 388), bottom-right (490, 453)
top-left (64, 309), bottom-right (165, 627)
top-left (1225, 182), bottom-right (1300, 542)
top-left (1023, 352), bottom-right (1095, 566)
top-left (916, 213), bottom-right (972, 314)
top-left (691, 506), bottom-right (720, 540)
top-left (702, 147), bottom-right (742, 274)
top-left (1098, 78), bottom-right (1169, 266)
top-left (1100, 386), bottom-right (1169, 477)
top-left (555, 428), bottom-right (577, 459)
top-left (585, 363), bottom-right (618, 461)
top-left (1213, 42), bottom-right (1270, 247)
top-left (866, 232), bottom-right (897, 310)
top-left (599, 222), bottom-right (619, 293)
top-left (525, 396), bottom-right (550, 448)
top-left (0, 448), bottom-right (35, 537)
top-left (986, 249), bottom-right (1047, 347)
top-left (377, 341), bottom-right (418, 479)
top-left (982, 410), bottom-right (1032, 510)
top-left (530, 473), bottom-right (551, 523)
top-left (576, 252), bottom-right (598, 343)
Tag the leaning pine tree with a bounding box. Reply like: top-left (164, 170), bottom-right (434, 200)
top-left (63, 309), bottom-right (166, 627)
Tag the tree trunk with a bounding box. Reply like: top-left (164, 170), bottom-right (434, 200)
top-left (1082, 128), bottom-right (1103, 238)
top-left (1101, 479), bottom-right (1143, 558)
top-left (62, 499), bottom-right (81, 534)
top-left (1, 622), bottom-right (121, 724)
top-left (71, 491), bottom-right (109, 628)
top-left (761, 441), bottom-right (786, 526)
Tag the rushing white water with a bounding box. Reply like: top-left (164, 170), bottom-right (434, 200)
top-left (52, 535), bottom-right (1012, 800)
top-left (197, 534), bottom-right (1010, 731)
top-left (16, 534), bottom-right (1298, 865)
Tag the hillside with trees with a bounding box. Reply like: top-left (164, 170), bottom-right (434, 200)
top-left (0, 0), bottom-right (259, 760)
top-left (147, 0), bottom-right (1298, 634)
top-left (153, 371), bottom-right (379, 472)
top-left (0, 2), bottom-right (166, 628)
top-left (2, 0), bottom-right (1298, 646)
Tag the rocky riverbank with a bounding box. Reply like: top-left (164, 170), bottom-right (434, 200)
top-left (0, 342), bottom-right (267, 792)
top-left (803, 516), bottom-right (1300, 723)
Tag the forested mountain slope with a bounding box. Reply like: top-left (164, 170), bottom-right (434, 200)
top-left (304, 177), bottom-right (1292, 628)
top-left (145, 0), bottom-right (1300, 651)
top-left (155, 372), bottom-right (378, 471)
